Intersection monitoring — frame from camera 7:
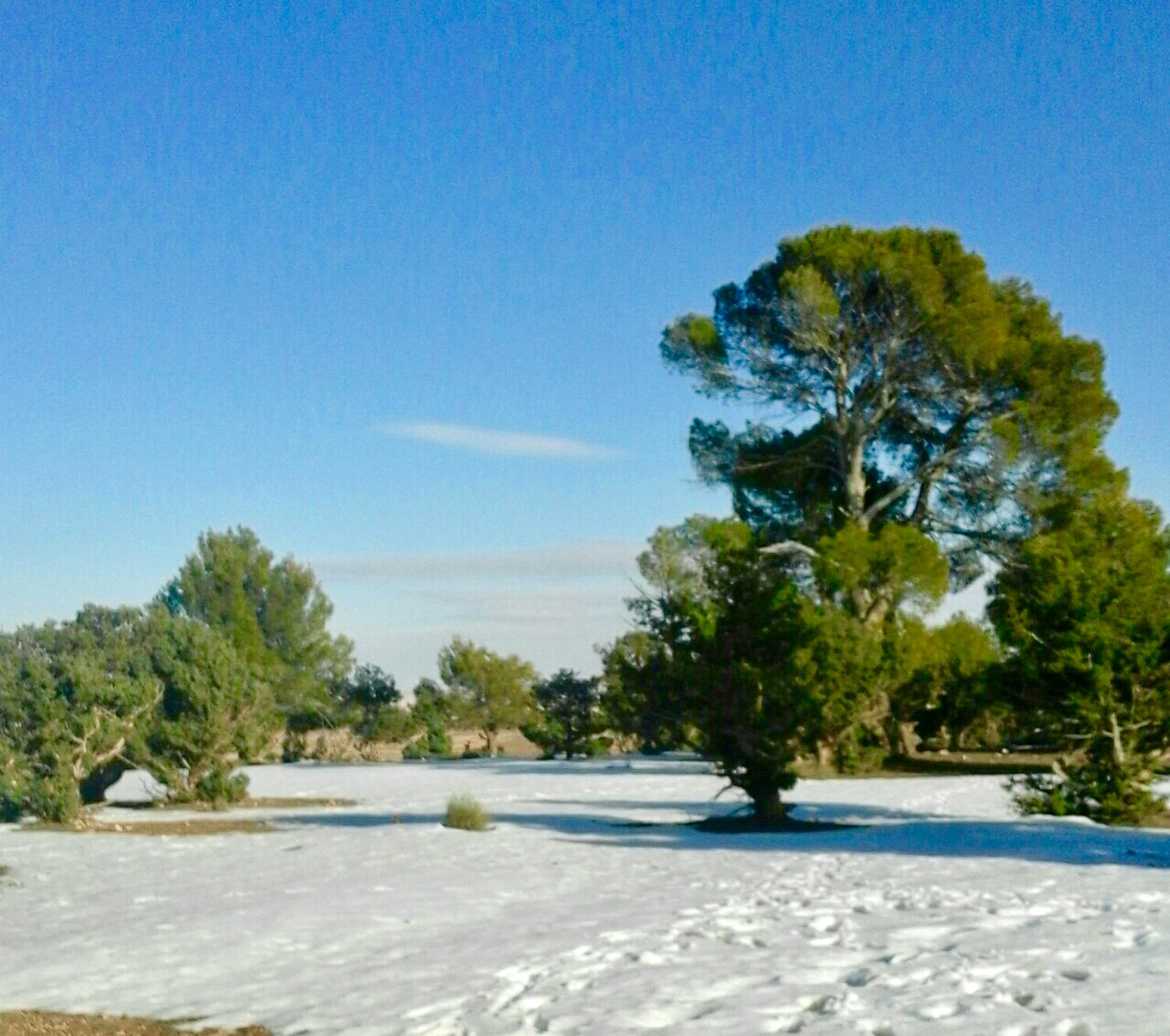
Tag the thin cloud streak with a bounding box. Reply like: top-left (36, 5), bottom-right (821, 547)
top-left (315, 541), bottom-right (642, 583)
top-left (376, 421), bottom-right (622, 459)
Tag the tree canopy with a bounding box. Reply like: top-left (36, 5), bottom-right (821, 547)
top-left (989, 486), bottom-right (1170, 823)
top-left (437, 637), bottom-right (537, 756)
top-left (527, 669), bottom-right (602, 759)
top-left (160, 527), bottom-right (353, 718)
top-left (663, 226), bottom-right (1118, 616)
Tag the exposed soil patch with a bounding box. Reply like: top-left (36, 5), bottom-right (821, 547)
top-left (793, 751), bottom-right (1058, 780)
top-left (27, 818), bottom-right (275, 836)
top-left (106, 796), bottom-right (355, 812)
top-left (0, 1011), bottom-right (272, 1036)
top-left (879, 752), bottom-right (1056, 777)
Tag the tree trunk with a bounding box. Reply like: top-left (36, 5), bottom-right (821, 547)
top-left (846, 441), bottom-right (868, 527)
top-left (816, 740), bottom-right (835, 769)
top-left (879, 707), bottom-right (919, 758)
top-left (862, 595), bottom-right (892, 629)
top-left (484, 730), bottom-right (497, 757)
top-left (896, 720), bottom-right (919, 758)
top-left (1108, 712), bottom-right (1126, 766)
top-left (749, 783), bottom-right (786, 823)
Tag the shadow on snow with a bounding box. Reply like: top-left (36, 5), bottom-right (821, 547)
top-left (272, 798), bottom-right (1170, 870)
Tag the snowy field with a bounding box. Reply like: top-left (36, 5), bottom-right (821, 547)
top-left (3, 761), bottom-right (1170, 1035)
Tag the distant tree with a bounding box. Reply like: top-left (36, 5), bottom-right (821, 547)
top-left (160, 527), bottom-right (354, 722)
top-left (404, 678), bottom-right (454, 758)
top-left (598, 631), bottom-right (693, 754)
top-left (437, 638), bottom-right (537, 757)
top-left (662, 225), bottom-right (1118, 623)
top-left (335, 663), bottom-right (400, 737)
top-left (525, 669), bottom-right (602, 758)
top-left (140, 612), bottom-right (278, 806)
top-left (889, 613), bottom-right (1001, 753)
top-left (989, 487), bottom-right (1170, 824)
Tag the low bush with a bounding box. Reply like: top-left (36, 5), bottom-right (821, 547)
top-left (443, 793), bottom-right (490, 831)
top-left (1012, 757), bottom-right (1168, 826)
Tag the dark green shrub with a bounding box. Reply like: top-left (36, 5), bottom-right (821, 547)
top-left (1013, 757), bottom-right (1167, 826)
top-left (193, 770), bottom-right (249, 808)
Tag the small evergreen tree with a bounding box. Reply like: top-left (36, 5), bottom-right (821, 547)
top-left (990, 486), bottom-right (1170, 824)
top-left (624, 519), bottom-right (887, 820)
top-left (403, 679), bottom-right (454, 758)
top-left (525, 669), bottom-right (601, 758)
top-left (160, 527), bottom-right (354, 725)
top-left (335, 663), bottom-right (401, 738)
top-left (141, 612), bottom-right (279, 806)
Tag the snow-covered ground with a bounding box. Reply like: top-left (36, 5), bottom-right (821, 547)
top-left (3, 761), bottom-right (1170, 1035)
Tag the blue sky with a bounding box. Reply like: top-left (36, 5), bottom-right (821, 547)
top-left (3, 2), bottom-right (1168, 688)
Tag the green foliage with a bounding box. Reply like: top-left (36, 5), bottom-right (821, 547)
top-left (880, 616), bottom-right (1002, 754)
top-left (0, 606), bottom-right (162, 822)
top-left (140, 612), bottom-right (277, 806)
top-left (598, 631), bottom-right (694, 753)
top-left (636, 516), bottom-right (719, 599)
top-left (1012, 759), bottom-right (1166, 827)
top-left (815, 524), bottom-right (949, 624)
top-left (437, 638), bottom-right (537, 756)
top-left (524, 669), bottom-right (601, 759)
top-left (0, 603), bottom-right (288, 816)
top-left (402, 678), bottom-right (455, 757)
top-left (160, 527), bottom-right (354, 722)
top-left (990, 486), bottom-right (1170, 824)
top-left (393, 679), bottom-right (454, 759)
top-left (333, 663), bottom-right (401, 738)
top-left (0, 762), bottom-right (25, 822)
top-left (443, 793), bottom-right (490, 831)
top-left (622, 518), bottom-right (885, 818)
top-left (663, 225), bottom-right (1118, 603)
top-left (367, 706), bottom-right (420, 743)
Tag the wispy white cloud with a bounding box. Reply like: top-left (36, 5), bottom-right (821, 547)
top-left (314, 541), bottom-right (641, 584)
top-left (376, 421), bottom-right (621, 459)
top-left (329, 572), bottom-right (640, 688)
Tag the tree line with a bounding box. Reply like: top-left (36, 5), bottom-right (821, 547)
top-left (0, 528), bottom-right (607, 823)
top-left (4, 224), bottom-right (1168, 828)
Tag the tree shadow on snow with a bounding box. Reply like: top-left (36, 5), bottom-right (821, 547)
top-left (458, 759), bottom-right (716, 778)
top-left (271, 800), bottom-right (1170, 869)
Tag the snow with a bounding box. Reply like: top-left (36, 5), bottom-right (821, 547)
top-left (3, 760), bottom-right (1170, 1035)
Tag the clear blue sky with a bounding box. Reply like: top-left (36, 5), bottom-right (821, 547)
top-left (3, 1), bottom-right (1168, 687)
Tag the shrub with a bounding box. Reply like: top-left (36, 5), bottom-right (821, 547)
top-left (368, 706), bottom-right (419, 743)
top-left (585, 735), bottom-right (613, 758)
top-left (1012, 758), bottom-right (1167, 826)
top-left (443, 793), bottom-right (490, 831)
top-left (192, 770), bottom-right (249, 808)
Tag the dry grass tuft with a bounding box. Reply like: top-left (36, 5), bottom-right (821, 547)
top-left (443, 793), bottom-right (490, 831)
